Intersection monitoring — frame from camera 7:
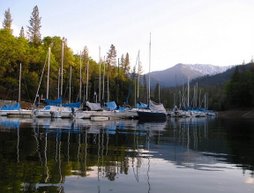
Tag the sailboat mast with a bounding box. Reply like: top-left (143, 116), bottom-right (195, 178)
top-left (187, 77), bottom-right (190, 108)
top-left (60, 38), bottom-right (65, 98)
top-left (107, 62), bottom-right (110, 102)
top-left (79, 51), bottom-right (82, 102)
top-left (46, 47), bottom-right (51, 99)
top-left (98, 46), bottom-right (101, 102)
top-left (117, 58), bottom-right (119, 103)
top-left (57, 68), bottom-right (60, 99)
top-left (158, 83), bottom-right (160, 103)
top-left (137, 50), bottom-right (140, 99)
top-left (18, 63), bottom-right (22, 103)
top-left (134, 50), bottom-right (140, 106)
top-left (102, 57), bottom-right (105, 102)
top-left (86, 60), bottom-right (89, 101)
top-left (69, 66), bottom-right (72, 103)
top-left (148, 33), bottom-right (151, 103)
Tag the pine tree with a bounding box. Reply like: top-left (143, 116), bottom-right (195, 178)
top-left (82, 46), bottom-right (89, 64)
top-left (120, 54), bottom-right (125, 68)
top-left (27, 5), bottom-right (41, 46)
top-left (106, 44), bottom-right (117, 66)
top-left (19, 26), bottom-right (25, 38)
top-left (2, 8), bottom-right (12, 33)
top-left (123, 53), bottom-right (130, 74)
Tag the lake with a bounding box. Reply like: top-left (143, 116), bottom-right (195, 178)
top-left (0, 116), bottom-right (253, 193)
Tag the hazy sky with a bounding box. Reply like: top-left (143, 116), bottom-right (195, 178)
top-left (1, 0), bottom-right (254, 73)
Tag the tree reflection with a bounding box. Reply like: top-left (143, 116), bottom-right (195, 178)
top-left (0, 117), bottom-right (254, 192)
top-left (0, 119), bottom-right (149, 192)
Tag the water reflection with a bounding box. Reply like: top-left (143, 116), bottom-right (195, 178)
top-left (165, 117), bottom-right (254, 174)
top-left (0, 117), bottom-right (253, 193)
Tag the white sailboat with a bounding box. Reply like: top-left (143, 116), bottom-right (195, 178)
top-left (33, 45), bottom-right (57, 118)
top-left (33, 41), bottom-right (77, 118)
top-left (137, 33), bottom-right (167, 122)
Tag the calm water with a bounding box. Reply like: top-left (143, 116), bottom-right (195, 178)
top-left (0, 117), bottom-right (253, 193)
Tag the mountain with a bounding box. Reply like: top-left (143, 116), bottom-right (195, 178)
top-left (147, 63), bottom-right (232, 88)
top-left (191, 63), bottom-right (254, 87)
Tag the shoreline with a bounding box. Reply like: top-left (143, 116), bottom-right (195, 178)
top-left (217, 109), bottom-right (254, 119)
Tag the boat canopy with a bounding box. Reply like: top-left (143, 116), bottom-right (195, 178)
top-left (149, 100), bottom-right (166, 113)
top-left (86, 101), bottom-right (102, 111)
top-left (44, 97), bottom-right (62, 106)
top-left (105, 101), bottom-right (118, 111)
top-left (0, 103), bottom-right (21, 110)
top-left (136, 102), bottom-right (148, 109)
top-left (63, 102), bottom-right (81, 108)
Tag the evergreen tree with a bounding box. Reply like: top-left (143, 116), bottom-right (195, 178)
top-left (106, 44), bottom-right (117, 66)
top-left (120, 54), bottom-right (124, 68)
top-left (19, 26), bottom-right (25, 38)
top-left (2, 8), bottom-right (12, 33)
top-left (82, 46), bottom-right (89, 64)
top-left (123, 53), bottom-right (130, 74)
top-left (27, 5), bottom-right (41, 46)
top-left (225, 65), bottom-right (254, 107)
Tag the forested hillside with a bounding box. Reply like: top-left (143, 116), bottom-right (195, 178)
top-left (0, 6), bottom-right (146, 106)
top-left (1, 6), bottom-right (253, 111)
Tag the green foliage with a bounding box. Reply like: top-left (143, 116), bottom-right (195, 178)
top-left (225, 64), bottom-right (254, 108)
top-left (0, 7), bottom-right (143, 105)
top-left (0, 29), bottom-right (138, 105)
top-left (120, 53), bottom-right (130, 75)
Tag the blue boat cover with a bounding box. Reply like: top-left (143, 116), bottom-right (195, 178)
top-left (136, 102), bottom-right (148, 109)
top-left (0, 103), bottom-right (21, 110)
top-left (105, 101), bottom-right (118, 111)
top-left (118, 106), bottom-right (129, 112)
top-left (44, 97), bottom-right (62, 106)
top-left (63, 102), bottom-right (81, 108)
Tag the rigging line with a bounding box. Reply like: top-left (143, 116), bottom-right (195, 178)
top-left (33, 50), bottom-right (49, 106)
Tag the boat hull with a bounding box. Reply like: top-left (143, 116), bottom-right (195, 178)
top-left (7, 109), bottom-right (32, 118)
top-left (137, 111), bottom-right (167, 122)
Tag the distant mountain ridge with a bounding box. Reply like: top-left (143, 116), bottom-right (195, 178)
top-left (147, 63), bottom-right (232, 87)
top-left (191, 62), bottom-right (254, 87)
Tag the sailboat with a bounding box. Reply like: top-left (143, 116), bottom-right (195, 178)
top-left (137, 100), bottom-right (167, 121)
top-left (33, 41), bottom-right (79, 118)
top-left (0, 63), bottom-right (32, 117)
top-left (137, 33), bottom-right (167, 122)
top-left (32, 46), bottom-right (61, 118)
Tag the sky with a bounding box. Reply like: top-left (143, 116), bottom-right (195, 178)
top-left (1, 0), bottom-right (254, 73)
